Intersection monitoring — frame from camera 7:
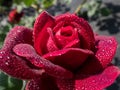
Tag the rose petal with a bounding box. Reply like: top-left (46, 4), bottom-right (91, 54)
top-left (64, 39), bottom-right (80, 48)
top-left (0, 50), bottom-right (43, 79)
top-left (75, 65), bottom-right (120, 90)
top-left (47, 28), bottom-right (59, 52)
top-left (0, 26), bottom-right (42, 79)
top-left (55, 27), bottom-right (79, 48)
top-left (55, 78), bottom-right (74, 90)
top-left (43, 48), bottom-right (93, 71)
top-left (56, 13), bottom-right (95, 50)
top-left (2, 26), bottom-right (33, 51)
top-left (13, 44), bottom-right (73, 79)
top-left (95, 36), bottom-right (117, 68)
top-left (77, 56), bottom-right (103, 75)
top-left (25, 75), bottom-right (58, 90)
top-left (34, 11), bottom-right (55, 55)
top-left (56, 65), bottom-right (120, 90)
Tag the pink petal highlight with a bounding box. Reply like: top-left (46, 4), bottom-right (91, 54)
top-left (95, 36), bottom-right (117, 68)
top-left (34, 11), bottom-right (55, 55)
top-left (13, 44), bottom-right (73, 79)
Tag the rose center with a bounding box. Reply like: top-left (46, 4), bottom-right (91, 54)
top-left (60, 26), bottom-right (73, 37)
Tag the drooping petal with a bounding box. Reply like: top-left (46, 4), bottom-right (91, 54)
top-left (0, 50), bottom-right (43, 79)
top-left (0, 26), bottom-right (42, 79)
top-left (13, 44), bottom-right (73, 79)
top-left (55, 13), bottom-right (95, 50)
top-left (43, 48), bottom-right (93, 71)
top-left (95, 36), bottom-right (117, 68)
top-left (75, 65), bottom-right (120, 90)
top-left (25, 75), bottom-right (59, 90)
top-left (34, 11), bottom-right (55, 55)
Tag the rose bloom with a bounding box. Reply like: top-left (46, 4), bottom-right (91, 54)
top-left (0, 11), bottom-right (120, 90)
top-left (8, 9), bottom-right (23, 23)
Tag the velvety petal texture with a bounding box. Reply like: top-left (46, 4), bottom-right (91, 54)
top-left (0, 26), bottom-right (42, 79)
top-left (13, 44), bottom-right (73, 79)
top-left (0, 11), bottom-right (119, 90)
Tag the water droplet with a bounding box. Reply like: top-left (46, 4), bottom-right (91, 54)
top-left (17, 30), bottom-right (21, 33)
top-left (50, 54), bottom-right (52, 56)
top-left (7, 56), bottom-right (10, 59)
top-left (0, 56), bottom-right (2, 59)
top-left (81, 86), bottom-right (85, 90)
top-left (0, 52), bottom-right (3, 54)
top-left (5, 62), bottom-right (9, 65)
top-left (92, 80), bottom-right (95, 83)
top-left (58, 54), bottom-right (61, 55)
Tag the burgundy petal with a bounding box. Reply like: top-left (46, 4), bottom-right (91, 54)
top-left (77, 56), bottom-right (103, 75)
top-left (25, 75), bottom-right (58, 90)
top-left (2, 26), bottom-right (33, 51)
top-left (34, 11), bottom-right (55, 55)
top-left (0, 50), bottom-right (43, 79)
top-left (0, 26), bottom-right (42, 79)
top-left (13, 44), bottom-right (73, 79)
top-left (95, 36), bottom-right (117, 68)
top-left (55, 13), bottom-right (95, 50)
top-left (75, 65), bottom-right (120, 90)
top-left (55, 78), bottom-right (74, 90)
top-left (56, 65), bottom-right (120, 90)
top-left (43, 48), bottom-right (93, 71)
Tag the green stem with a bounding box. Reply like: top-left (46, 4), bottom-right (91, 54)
top-left (21, 80), bottom-right (26, 90)
top-left (75, 0), bottom-right (87, 14)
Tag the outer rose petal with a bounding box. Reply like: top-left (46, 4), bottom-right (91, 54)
top-left (26, 75), bottom-right (59, 90)
top-left (75, 65), bottom-right (120, 90)
top-left (43, 48), bottom-right (93, 71)
top-left (13, 44), bottom-right (73, 79)
top-left (2, 26), bottom-right (33, 51)
top-left (34, 11), bottom-right (55, 55)
top-left (56, 66), bottom-right (120, 90)
top-left (77, 56), bottom-right (103, 75)
top-left (95, 36), bottom-right (117, 68)
top-left (0, 26), bottom-right (42, 79)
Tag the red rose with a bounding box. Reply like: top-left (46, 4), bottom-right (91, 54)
top-left (8, 9), bottom-right (23, 23)
top-left (0, 11), bottom-right (119, 90)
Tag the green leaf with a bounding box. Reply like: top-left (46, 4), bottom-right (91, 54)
top-left (100, 7), bottom-right (111, 16)
top-left (13, 0), bottom-right (22, 4)
top-left (42, 0), bottom-right (55, 8)
top-left (0, 72), bottom-right (23, 90)
top-left (23, 0), bottom-right (36, 6)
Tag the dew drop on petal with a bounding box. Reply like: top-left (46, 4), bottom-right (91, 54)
top-left (0, 56), bottom-right (2, 59)
top-left (7, 56), bottom-right (10, 59)
top-left (81, 86), bottom-right (85, 90)
top-left (5, 62), bottom-right (9, 65)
